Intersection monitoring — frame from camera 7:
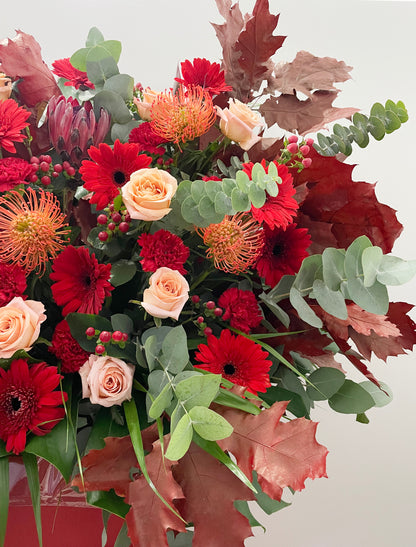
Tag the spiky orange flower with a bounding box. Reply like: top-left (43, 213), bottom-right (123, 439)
top-left (150, 85), bottom-right (216, 146)
top-left (0, 187), bottom-right (70, 275)
top-left (197, 213), bottom-right (265, 274)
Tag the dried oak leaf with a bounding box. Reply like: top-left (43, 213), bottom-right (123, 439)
top-left (260, 90), bottom-right (358, 135)
top-left (172, 442), bottom-right (256, 547)
top-left (273, 51), bottom-right (353, 97)
top-left (0, 30), bottom-right (60, 107)
top-left (216, 401), bottom-right (328, 501)
top-left (126, 440), bottom-right (187, 547)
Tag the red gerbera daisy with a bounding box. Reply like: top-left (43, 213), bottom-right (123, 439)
top-left (128, 122), bottom-right (167, 155)
top-left (0, 99), bottom-right (31, 154)
top-left (0, 358), bottom-right (67, 455)
top-left (50, 245), bottom-right (113, 315)
top-left (194, 329), bottom-right (272, 395)
top-left (49, 320), bottom-right (91, 374)
top-left (243, 160), bottom-right (298, 230)
top-left (52, 58), bottom-right (95, 90)
top-left (256, 224), bottom-right (311, 287)
top-left (79, 139), bottom-right (152, 210)
top-left (0, 157), bottom-right (32, 192)
top-left (138, 229), bottom-right (190, 274)
top-left (0, 262), bottom-right (26, 306)
top-left (218, 287), bottom-right (263, 334)
top-left (175, 58), bottom-right (232, 96)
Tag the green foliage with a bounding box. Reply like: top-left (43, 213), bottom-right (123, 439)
top-left (22, 453), bottom-right (43, 547)
top-left (0, 457), bottom-right (9, 547)
top-left (314, 100), bottom-right (408, 156)
top-left (175, 162), bottom-right (282, 227)
top-left (328, 380), bottom-right (375, 414)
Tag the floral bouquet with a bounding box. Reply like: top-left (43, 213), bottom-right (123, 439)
top-left (0, 0), bottom-right (415, 545)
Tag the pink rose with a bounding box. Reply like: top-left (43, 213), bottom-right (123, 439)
top-left (0, 73), bottom-right (12, 103)
top-left (142, 267), bottom-right (189, 320)
top-left (216, 98), bottom-right (265, 150)
top-left (133, 88), bottom-right (160, 121)
top-left (0, 297), bottom-right (46, 358)
top-left (122, 168), bottom-right (177, 221)
top-left (79, 355), bottom-right (135, 407)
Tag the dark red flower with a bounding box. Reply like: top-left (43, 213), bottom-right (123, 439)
top-left (256, 224), bottom-right (311, 287)
top-left (49, 320), bottom-right (91, 374)
top-left (0, 99), bottom-right (31, 153)
top-left (138, 229), bottom-right (190, 275)
top-left (128, 122), bottom-right (167, 155)
top-left (0, 262), bottom-right (26, 306)
top-left (50, 245), bottom-right (113, 315)
top-left (0, 157), bottom-right (32, 192)
top-left (194, 329), bottom-right (272, 395)
top-left (218, 288), bottom-right (263, 334)
top-left (243, 160), bottom-right (298, 230)
top-left (79, 139), bottom-right (152, 210)
top-left (51, 58), bottom-right (95, 90)
top-left (0, 358), bottom-right (67, 455)
top-left (175, 58), bottom-right (232, 96)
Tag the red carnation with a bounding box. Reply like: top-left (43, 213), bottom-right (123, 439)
top-left (128, 122), bottom-right (167, 155)
top-left (0, 262), bottom-right (27, 306)
top-left (175, 58), bottom-right (232, 96)
top-left (79, 139), bottom-right (152, 210)
top-left (256, 224), bottom-right (311, 287)
top-left (0, 99), bottom-right (31, 154)
top-left (49, 320), bottom-right (91, 374)
top-left (195, 329), bottom-right (272, 395)
top-left (218, 287), bottom-right (263, 334)
top-left (0, 359), bottom-right (67, 454)
top-left (138, 229), bottom-right (190, 274)
top-left (52, 58), bottom-right (95, 90)
top-left (0, 157), bottom-right (32, 192)
top-left (243, 160), bottom-right (298, 230)
top-left (50, 246), bottom-right (113, 315)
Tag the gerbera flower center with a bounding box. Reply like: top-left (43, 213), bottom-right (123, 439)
top-left (11, 397), bottom-right (21, 411)
top-left (273, 243), bottom-right (284, 256)
top-left (223, 363), bottom-right (236, 375)
top-left (113, 170), bottom-right (126, 186)
top-left (1, 385), bottom-right (37, 428)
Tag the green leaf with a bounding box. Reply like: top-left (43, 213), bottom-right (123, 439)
top-left (70, 48), bottom-right (90, 71)
top-left (360, 381), bottom-right (393, 407)
top-left (293, 254), bottom-right (322, 291)
top-left (356, 412), bottom-right (370, 424)
top-left (111, 120), bottom-right (140, 143)
top-left (198, 195), bottom-right (223, 225)
top-left (86, 489), bottom-right (129, 519)
top-left (247, 184), bottom-right (266, 209)
top-left (175, 374), bottom-right (221, 410)
top-left (86, 56), bottom-right (119, 86)
top-left (86, 27), bottom-right (105, 46)
top-left (103, 74), bottom-right (134, 101)
top-left (85, 407), bottom-right (129, 453)
top-left (22, 453), bottom-right (43, 547)
top-left (111, 313), bottom-right (134, 334)
top-left (367, 115), bottom-right (385, 140)
top-left (188, 406), bottom-right (233, 441)
top-left (93, 90), bottom-right (132, 124)
top-left (110, 260), bottom-right (137, 287)
top-left (165, 413), bottom-right (193, 460)
top-left (159, 326), bottom-right (189, 374)
top-left (114, 522), bottom-right (131, 547)
top-left (344, 236), bottom-right (372, 280)
top-left (231, 187), bottom-right (250, 211)
top-left (362, 246), bottom-right (383, 287)
top-left (148, 383), bottom-right (173, 419)
top-left (289, 287), bottom-right (323, 328)
top-left (252, 472), bottom-right (291, 515)
top-left (346, 276), bottom-right (389, 315)
top-left (312, 279), bottom-right (347, 320)
top-left (181, 195), bottom-right (207, 226)
top-left (0, 457), bottom-right (9, 547)
top-left (234, 500), bottom-right (265, 530)
top-left (191, 179), bottom-right (207, 203)
top-left (377, 256), bottom-right (416, 286)
top-left (322, 248), bottom-right (346, 291)
top-left (235, 170), bottom-right (251, 192)
top-left (214, 191), bottom-right (232, 216)
top-left (204, 179), bottom-right (222, 202)
top-left (213, 388), bottom-right (261, 415)
top-left (306, 368), bottom-right (346, 401)
top-left (261, 385), bottom-right (309, 418)
top-left (328, 379), bottom-right (375, 414)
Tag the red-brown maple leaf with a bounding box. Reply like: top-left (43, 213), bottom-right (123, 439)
top-left (216, 401), bottom-right (328, 501)
top-left (273, 51), bottom-right (353, 98)
top-left (172, 442), bottom-right (256, 547)
top-left (260, 90), bottom-right (358, 135)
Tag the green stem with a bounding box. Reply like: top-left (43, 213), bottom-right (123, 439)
top-left (190, 266), bottom-right (215, 291)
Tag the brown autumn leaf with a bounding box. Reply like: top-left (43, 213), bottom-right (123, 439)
top-left (260, 90), bottom-right (358, 135)
top-left (273, 50), bottom-right (353, 97)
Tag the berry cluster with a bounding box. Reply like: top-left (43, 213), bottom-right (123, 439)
top-left (191, 295), bottom-right (223, 337)
top-left (29, 155), bottom-right (75, 186)
top-left (85, 327), bottom-right (129, 355)
top-left (97, 201), bottom-right (131, 242)
top-left (156, 157), bottom-right (174, 169)
top-left (281, 135), bottom-right (314, 170)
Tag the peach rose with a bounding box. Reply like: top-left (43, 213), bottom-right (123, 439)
top-left (216, 98), bottom-right (265, 150)
top-left (79, 355), bottom-right (135, 407)
top-left (0, 297), bottom-right (46, 358)
top-left (133, 88), bottom-right (160, 121)
top-left (142, 267), bottom-right (189, 320)
top-left (0, 73), bottom-right (12, 102)
top-left (122, 168), bottom-right (177, 221)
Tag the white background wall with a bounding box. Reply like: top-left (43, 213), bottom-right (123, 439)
top-left (2, 1), bottom-right (415, 545)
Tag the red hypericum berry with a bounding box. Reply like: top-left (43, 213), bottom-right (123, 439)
top-left (203, 327), bottom-right (213, 336)
top-left (111, 212), bottom-right (122, 223)
top-left (98, 231), bottom-right (109, 242)
top-left (29, 174), bottom-right (38, 183)
top-left (99, 331), bottom-right (112, 343)
top-left (109, 203), bottom-right (114, 212)
top-left (300, 145), bottom-right (310, 155)
top-left (66, 166), bottom-right (76, 177)
top-left (306, 138), bottom-right (314, 146)
top-left (288, 135), bottom-right (298, 144)
top-left (44, 155), bottom-right (52, 164)
top-left (85, 327), bottom-right (96, 337)
top-left (302, 158), bottom-right (312, 168)
top-left (121, 333), bottom-right (129, 342)
top-left (214, 307), bottom-right (223, 317)
top-left (53, 163), bottom-right (63, 173)
top-left (107, 222), bottom-right (116, 231)
top-left (156, 157), bottom-right (164, 165)
top-left (191, 295), bottom-right (200, 304)
top-left (41, 176), bottom-right (51, 185)
top-left (118, 222), bottom-right (129, 233)
top-left (40, 161), bottom-right (49, 172)
top-left (30, 156), bottom-right (40, 164)
top-left (52, 171), bottom-right (59, 178)
top-left (97, 214), bottom-right (108, 225)
top-left (31, 164), bottom-right (38, 172)
top-left (95, 344), bottom-right (106, 355)
top-left (206, 301), bottom-right (215, 310)
top-left (62, 161), bottom-right (71, 171)
top-left (287, 143), bottom-right (299, 154)
top-left (124, 213), bottom-right (131, 222)
top-left (112, 331), bottom-right (123, 342)
top-left (197, 316), bottom-right (205, 324)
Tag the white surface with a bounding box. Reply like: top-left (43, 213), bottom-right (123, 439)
top-left (2, 1), bottom-right (415, 545)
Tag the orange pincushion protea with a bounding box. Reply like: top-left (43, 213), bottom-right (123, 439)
top-left (150, 85), bottom-right (216, 146)
top-left (197, 213), bottom-right (265, 274)
top-left (0, 187), bottom-right (70, 275)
